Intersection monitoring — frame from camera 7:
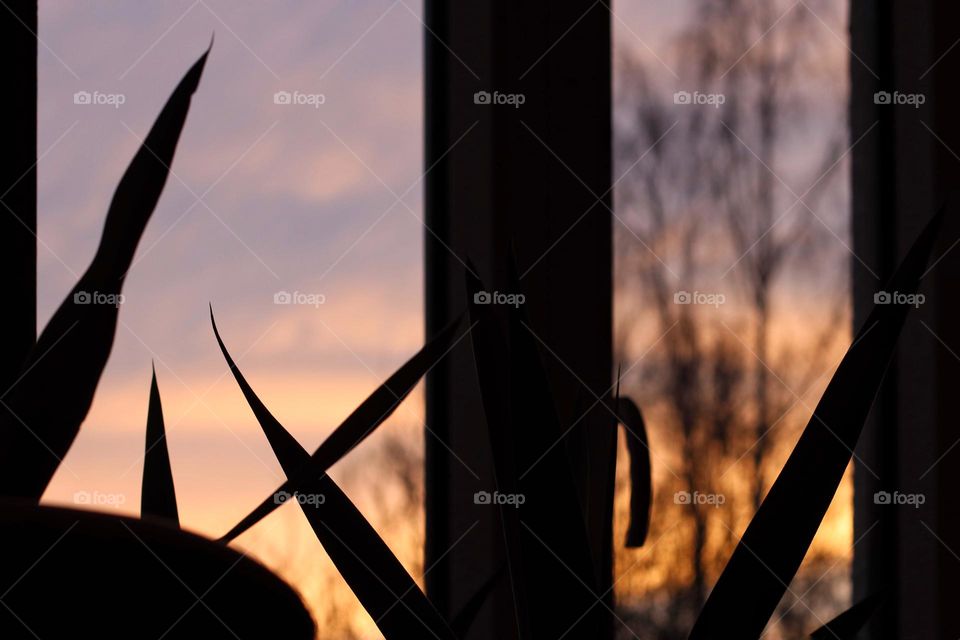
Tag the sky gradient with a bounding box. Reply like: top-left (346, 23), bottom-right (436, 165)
top-left (31, 2), bottom-right (847, 636)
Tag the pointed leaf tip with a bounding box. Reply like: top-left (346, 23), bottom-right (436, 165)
top-left (810, 590), bottom-right (886, 639)
top-left (215, 322), bottom-right (456, 639)
top-left (141, 370), bottom-right (179, 526)
top-left (0, 50), bottom-right (208, 500)
top-left (690, 205), bottom-right (946, 639)
top-left (220, 313), bottom-right (467, 543)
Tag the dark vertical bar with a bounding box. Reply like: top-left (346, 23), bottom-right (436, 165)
top-left (850, 1), bottom-right (898, 637)
top-left (0, 2), bottom-right (38, 389)
top-left (852, 1), bottom-right (960, 638)
top-left (424, 2), bottom-right (500, 634)
top-left (929, 2), bottom-right (960, 636)
top-left (423, 0), bottom-right (451, 617)
top-left (424, 0), bottom-right (613, 637)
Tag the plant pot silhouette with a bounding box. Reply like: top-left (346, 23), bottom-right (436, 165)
top-left (0, 502), bottom-right (314, 639)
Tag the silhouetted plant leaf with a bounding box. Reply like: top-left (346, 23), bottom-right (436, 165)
top-left (616, 397), bottom-right (650, 547)
top-left (0, 46), bottom-right (209, 500)
top-left (465, 261), bottom-right (601, 639)
top-left (600, 377), bottom-right (619, 592)
top-left (689, 206), bottom-right (946, 640)
top-left (219, 311), bottom-right (466, 543)
top-left (809, 590), bottom-right (886, 639)
top-left (462, 261), bottom-right (531, 639)
top-left (140, 364), bottom-right (179, 525)
top-left (210, 310), bottom-right (457, 640)
top-left (449, 562), bottom-right (506, 638)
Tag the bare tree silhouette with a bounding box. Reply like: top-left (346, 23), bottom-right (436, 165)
top-left (613, 0), bottom-right (852, 634)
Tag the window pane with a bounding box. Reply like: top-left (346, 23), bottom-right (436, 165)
top-left (39, 3), bottom-right (424, 636)
top-left (613, 2), bottom-right (851, 636)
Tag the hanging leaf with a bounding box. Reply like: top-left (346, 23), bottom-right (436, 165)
top-left (616, 397), bottom-right (651, 547)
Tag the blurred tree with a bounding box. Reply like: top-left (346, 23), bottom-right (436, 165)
top-left (613, 0), bottom-right (850, 635)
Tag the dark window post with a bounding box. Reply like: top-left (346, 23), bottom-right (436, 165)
top-left (0, 2), bottom-right (37, 389)
top-left (852, 1), bottom-right (960, 637)
top-left (424, 1), bottom-right (613, 637)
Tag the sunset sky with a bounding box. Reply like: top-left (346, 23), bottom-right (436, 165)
top-left (31, 2), bottom-right (848, 636)
top-left (36, 0), bottom-right (687, 532)
top-left (38, 1), bottom-right (432, 528)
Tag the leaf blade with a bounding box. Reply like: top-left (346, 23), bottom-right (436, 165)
top-left (211, 311), bottom-right (456, 640)
top-left (616, 397), bottom-right (651, 547)
top-left (465, 262), bottom-right (602, 638)
top-left (809, 591), bottom-right (886, 639)
top-left (218, 312), bottom-right (466, 543)
top-left (0, 47), bottom-right (209, 500)
top-left (140, 365), bottom-right (179, 525)
top-left (689, 206), bottom-right (945, 639)
top-left (449, 563), bottom-right (505, 638)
